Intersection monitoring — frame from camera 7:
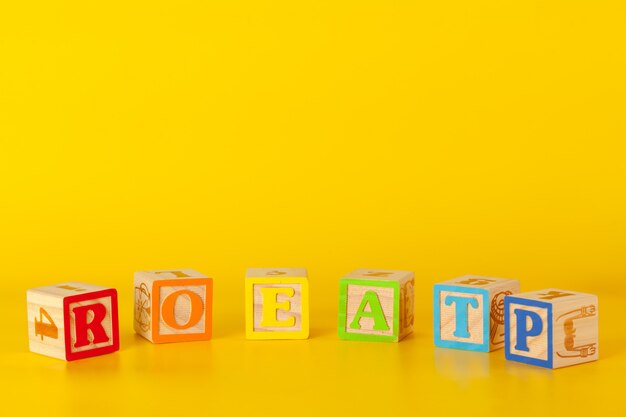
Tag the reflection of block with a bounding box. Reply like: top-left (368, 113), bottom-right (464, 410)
top-left (505, 289), bottom-right (598, 369)
top-left (245, 268), bottom-right (309, 340)
top-left (434, 275), bottom-right (520, 352)
top-left (134, 269), bottom-right (213, 343)
top-left (26, 282), bottom-right (119, 361)
top-left (338, 269), bottom-right (414, 342)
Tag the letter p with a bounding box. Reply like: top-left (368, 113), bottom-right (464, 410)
top-left (514, 309), bottom-right (543, 352)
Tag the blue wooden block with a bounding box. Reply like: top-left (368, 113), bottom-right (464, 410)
top-left (434, 276), bottom-right (520, 352)
top-left (504, 289), bottom-right (599, 369)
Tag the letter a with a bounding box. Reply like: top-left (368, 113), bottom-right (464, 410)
top-left (350, 290), bottom-right (390, 331)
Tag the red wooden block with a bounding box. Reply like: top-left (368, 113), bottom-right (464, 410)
top-left (27, 282), bottom-right (120, 361)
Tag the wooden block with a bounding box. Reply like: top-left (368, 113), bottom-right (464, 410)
top-left (505, 288), bottom-right (598, 369)
top-left (434, 275), bottom-right (520, 352)
top-left (338, 269), bottom-right (414, 342)
top-left (26, 282), bottom-right (119, 361)
top-left (245, 268), bottom-right (309, 340)
top-left (134, 269), bottom-right (213, 343)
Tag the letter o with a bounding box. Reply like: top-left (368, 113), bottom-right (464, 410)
top-left (161, 290), bottom-right (204, 329)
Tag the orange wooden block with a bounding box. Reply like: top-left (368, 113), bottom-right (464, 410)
top-left (134, 269), bottom-right (213, 343)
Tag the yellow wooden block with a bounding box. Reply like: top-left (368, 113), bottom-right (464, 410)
top-left (245, 268), bottom-right (309, 340)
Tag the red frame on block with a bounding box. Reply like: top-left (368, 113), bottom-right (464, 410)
top-left (63, 289), bottom-right (120, 361)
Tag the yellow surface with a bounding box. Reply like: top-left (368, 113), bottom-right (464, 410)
top-left (1, 1), bottom-right (625, 416)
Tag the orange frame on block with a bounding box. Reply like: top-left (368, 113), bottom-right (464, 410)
top-left (151, 278), bottom-right (213, 343)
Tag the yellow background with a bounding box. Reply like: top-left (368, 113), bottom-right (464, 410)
top-left (1, 1), bottom-right (625, 415)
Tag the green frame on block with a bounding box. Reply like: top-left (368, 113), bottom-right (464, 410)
top-left (337, 277), bottom-right (400, 342)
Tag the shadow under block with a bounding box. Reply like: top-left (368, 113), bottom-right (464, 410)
top-left (504, 289), bottom-right (599, 369)
top-left (245, 268), bottom-right (309, 340)
top-left (26, 282), bottom-right (119, 361)
top-left (434, 275), bottom-right (520, 352)
top-left (134, 269), bottom-right (213, 343)
top-left (338, 269), bottom-right (414, 342)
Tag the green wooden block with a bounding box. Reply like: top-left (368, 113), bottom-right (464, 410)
top-left (337, 269), bottom-right (414, 342)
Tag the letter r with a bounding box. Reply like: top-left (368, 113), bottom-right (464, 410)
top-left (72, 303), bottom-right (110, 348)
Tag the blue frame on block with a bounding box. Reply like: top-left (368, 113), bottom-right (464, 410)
top-left (433, 284), bottom-right (490, 352)
top-left (504, 296), bottom-right (553, 368)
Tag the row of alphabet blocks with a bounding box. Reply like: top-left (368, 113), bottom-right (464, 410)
top-left (26, 269), bottom-right (598, 369)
